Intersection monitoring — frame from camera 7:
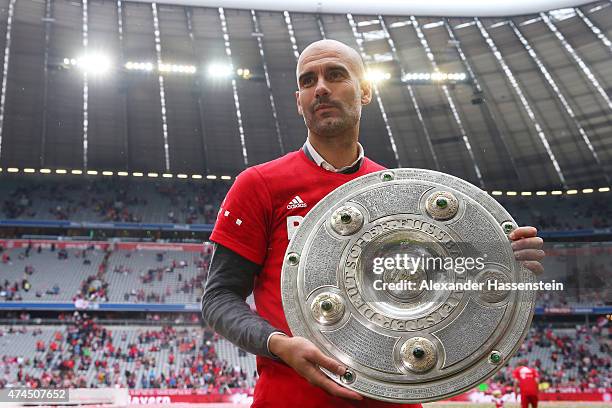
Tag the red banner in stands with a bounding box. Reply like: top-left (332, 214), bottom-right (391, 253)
top-left (446, 390), bottom-right (612, 403)
top-left (0, 239), bottom-right (207, 252)
top-left (128, 389), bottom-right (251, 404)
top-left (126, 389), bottom-right (611, 404)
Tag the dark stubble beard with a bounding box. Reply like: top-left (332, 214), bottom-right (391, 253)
top-left (305, 98), bottom-right (361, 138)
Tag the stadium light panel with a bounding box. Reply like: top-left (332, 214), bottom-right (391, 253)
top-left (491, 191), bottom-right (503, 196)
top-left (7, 167), bottom-right (18, 172)
top-left (389, 21), bottom-right (411, 29)
top-left (236, 68), bottom-right (251, 79)
top-left (206, 175), bottom-right (217, 180)
top-left (506, 191), bottom-right (517, 196)
top-left (207, 63), bottom-right (233, 78)
top-left (536, 191), bottom-right (547, 196)
top-left (521, 191), bottom-right (532, 196)
top-left (132, 172), bottom-right (144, 177)
top-left (192, 174), bottom-right (203, 179)
top-left (147, 172), bottom-right (159, 178)
top-left (365, 69), bottom-right (391, 82)
top-left (117, 171), bottom-right (129, 176)
top-left (125, 61), bottom-right (154, 72)
top-left (76, 53), bottom-right (111, 75)
top-left (40, 169), bottom-right (51, 174)
top-left (402, 72), bottom-right (467, 83)
top-left (221, 175), bottom-right (232, 180)
top-left (177, 174), bottom-right (188, 179)
top-left (582, 188), bottom-right (593, 194)
top-left (566, 189), bottom-right (578, 195)
top-left (87, 170), bottom-right (98, 175)
top-left (102, 171), bottom-right (113, 176)
top-left (55, 169), bottom-right (67, 174)
top-left (598, 187), bottom-right (610, 192)
top-left (23, 168), bottom-right (35, 173)
top-left (162, 173), bottom-right (173, 178)
top-left (71, 170), bottom-right (83, 175)
top-left (551, 190), bottom-right (563, 195)
top-left (159, 63), bottom-right (196, 74)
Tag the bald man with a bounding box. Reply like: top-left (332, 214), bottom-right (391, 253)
top-left (201, 39), bottom-right (545, 407)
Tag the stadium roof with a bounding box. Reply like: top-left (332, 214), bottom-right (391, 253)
top-left (129, 0), bottom-right (594, 17)
top-left (0, 0), bottom-right (610, 190)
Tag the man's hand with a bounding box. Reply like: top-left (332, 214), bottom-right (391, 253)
top-left (268, 334), bottom-right (363, 401)
top-left (509, 226), bottom-right (545, 275)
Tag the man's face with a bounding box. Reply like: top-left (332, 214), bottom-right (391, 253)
top-left (295, 43), bottom-right (371, 137)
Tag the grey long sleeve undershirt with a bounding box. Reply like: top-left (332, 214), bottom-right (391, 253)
top-left (200, 243), bottom-right (280, 359)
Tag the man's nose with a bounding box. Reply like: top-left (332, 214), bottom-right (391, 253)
top-left (314, 78), bottom-right (331, 98)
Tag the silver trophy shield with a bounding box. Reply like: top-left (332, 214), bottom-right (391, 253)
top-left (281, 169), bottom-right (536, 403)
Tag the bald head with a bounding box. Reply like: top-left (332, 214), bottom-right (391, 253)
top-left (296, 39), bottom-right (365, 85)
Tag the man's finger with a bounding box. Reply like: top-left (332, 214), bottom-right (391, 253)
top-left (303, 365), bottom-right (363, 401)
top-left (509, 226), bottom-right (538, 240)
top-left (514, 249), bottom-right (546, 262)
top-left (511, 237), bottom-right (543, 251)
top-left (310, 348), bottom-right (345, 376)
top-left (522, 261), bottom-right (544, 275)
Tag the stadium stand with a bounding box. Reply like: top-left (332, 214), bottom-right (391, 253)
top-left (0, 177), bottom-right (228, 225)
top-left (0, 313), bottom-right (256, 391)
top-left (1, 241), bottom-right (609, 306)
top-left (492, 324), bottom-right (611, 391)
top-left (0, 245), bottom-right (213, 304)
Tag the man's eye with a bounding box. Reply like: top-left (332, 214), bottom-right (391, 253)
top-left (302, 77), bottom-right (314, 87)
top-left (329, 71), bottom-right (344, 80)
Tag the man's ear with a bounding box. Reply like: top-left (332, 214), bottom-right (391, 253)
top-left (360, 79), bottom-right (372, 105)
top-left (295, 90), bottom-right (303, 115)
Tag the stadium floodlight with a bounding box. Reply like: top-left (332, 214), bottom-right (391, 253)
top-left (55, 169), bottom-right (67, 174)
top-left (207, 63), bottom-right (233, 79)
top-left (365, 69), bottom-right (391, 82)
top-left (566, 189), bottom-right (578, 195)
top-left (23, 168), bottom-right (35, 173)
top-left (236, 68), bottom-right (251, 79)
top-left (40, 169), bottom-right (51, 174)
top-left (177, 174), bottom-right (188, 179)
top-left (125, 61), bottom-right (154, 72)
top-left (536, 191), bottom-right (547, 196)
top-left (521, 191), bottom-right (532, 196)
top-left (491, 191), bottom-right (503, 196)
top-left (147, 172), bottom-right (159, 178)
top-left (132, 172), bottom-right (143, 177)
top-left (162, 173), bottom-right (173, 178)
top-left (402, 71), bottom-right (468, 84)
top-left (551, 190), bottom-right (563, 195)
top-left (102, 171), bottom-right (113, 176)
top-left (582, 188), bottom-right (594, 194)
top-left (192, 174), bottom-right (203, 179)
top-left (75, 53), bottom-right (111, 75)
top-left (7, 167), bottom-right (18, 172)
top-left (87, 170), bottom-right (98, 175)
top-left (221, 175), bottom-right (232, 180)
top-left (506, 191), bottom-right (517, 196)
top-left (206, 175), bottom-right (217, 180)
top-left (71, 169), bottom-right (83, 175)
top-left (117, 171), bottom-right (129, 176)
top-left (159, 63), bottom-right (197, 74)
top-left (598, 187), bottom-right (610, 193)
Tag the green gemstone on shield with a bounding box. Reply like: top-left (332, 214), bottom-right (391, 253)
top-left (436, 197), bottom-right (448, 209)
top-left (489, 351), bottom-right (502, 364)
